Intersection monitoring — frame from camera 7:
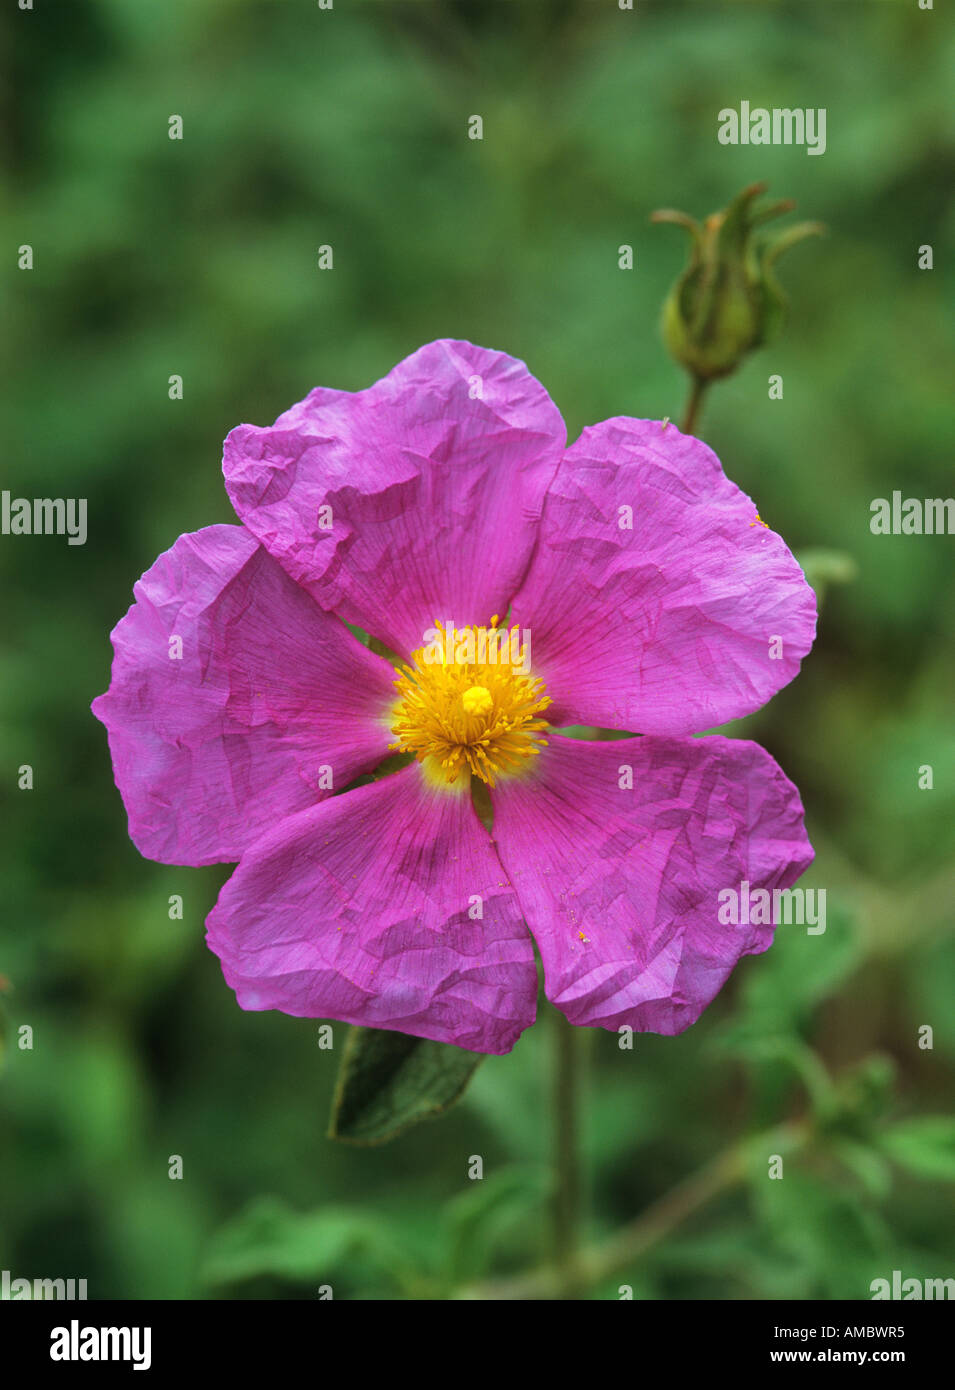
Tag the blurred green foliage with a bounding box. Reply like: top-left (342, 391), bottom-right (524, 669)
top-left (1, 0), bottom-right (953, 1299)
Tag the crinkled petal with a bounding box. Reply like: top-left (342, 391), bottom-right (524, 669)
top-left (511, 419), bottom-right (816, 732)
top-left (92, 525), bottom-right (396, 866)
top-left (205, 765), bottom-right (538, 1054)
top-left (490, 732), bottom-right (814, 1035)
top-left (223, 339), bottom-right (566, 656)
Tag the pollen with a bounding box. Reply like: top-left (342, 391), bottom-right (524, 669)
top-left (389, 620), bottom-right (551, 787)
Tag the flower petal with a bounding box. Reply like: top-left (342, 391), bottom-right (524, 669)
top-left (490, 732), bottom-right (814, 1035)
top-left (223, 339), bottom-right (566, 656)
top-left (92, 525), bottom-right (396, 866)
top-left (511, 419), bottom-right (816, 732)
top-left (206, 766), bottom-right (538, 1054)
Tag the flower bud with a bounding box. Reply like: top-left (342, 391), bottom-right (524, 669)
top-left (652, 182), bottom-right (824, 382)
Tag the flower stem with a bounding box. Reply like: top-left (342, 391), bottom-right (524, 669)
top-left (461, 1118), bottom-right (809, 1300)
top-left (681, 375), bottom-right (709, 436)
top-left (552, 1007), bottom-right (582, 1296)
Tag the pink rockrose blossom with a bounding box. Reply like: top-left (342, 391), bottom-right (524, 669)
top-left (92, 340), bottom-right (816, 1055)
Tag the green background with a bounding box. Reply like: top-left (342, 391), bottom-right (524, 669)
top-left (2, 0), bottom-right (953, 1299)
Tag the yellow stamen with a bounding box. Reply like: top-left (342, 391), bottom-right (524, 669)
top-left (389, 621), bottom-right (551, 788)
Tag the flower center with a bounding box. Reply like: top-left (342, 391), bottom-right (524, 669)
top-left (389, 619), bottom-right (551, 787)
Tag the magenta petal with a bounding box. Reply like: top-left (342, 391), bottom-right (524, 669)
top-left (205, 765), bottom-right (538, 1054)
top-left (92, 525), bottom-right (396, 866)
top-left (223, 339), bottom-right (566, 656)
top-left (511, 418), bottom-right (817, 733)
top-left (490, 732), bottom-right (814, 1035)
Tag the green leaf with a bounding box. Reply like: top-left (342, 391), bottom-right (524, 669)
top-left (443, 1165), bottom-right (549, 1285)
top-left (879, 1117), bottom-right (955, 1182)
top-left (201, 1196), bottom-right (396, 1290)
top-left (794, 547), bottom-right (859, 604)
top-left (328, 1026), bottom-right (485, 1145)
top-left (832, 1139), bottom-right (893, 1200)
top-left (834, 1054), bottom-right (897, 1127)
top-left (718, 900), bottom-right (860, 1048)
top-left (752, 1172), bottom-right (890, 1299)
top-left (725, 1037), bottom-right (837, 1118)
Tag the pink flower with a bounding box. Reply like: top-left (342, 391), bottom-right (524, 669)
top-left (92, 340), bottom-right (816, 1055)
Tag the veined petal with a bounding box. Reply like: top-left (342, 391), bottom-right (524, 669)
top-left (490, 732), bottom-right (814, 1035)
top-left (223, 339), bottom-right (566, 657)
top-left (511, 418), bottom-right (816, 733)
top-left (92, 525), bottom-right (396, 866)
top-left (205, 765), bottom-right (538, 1054)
